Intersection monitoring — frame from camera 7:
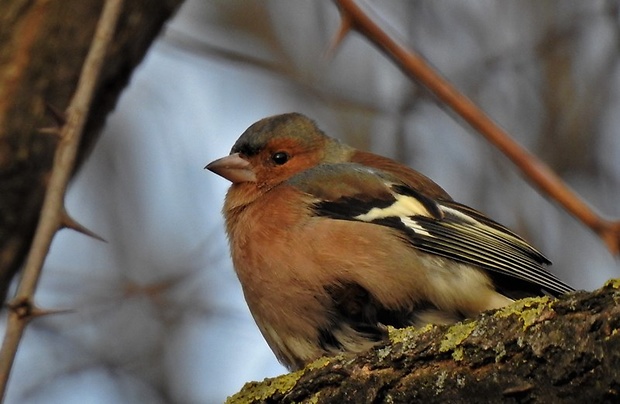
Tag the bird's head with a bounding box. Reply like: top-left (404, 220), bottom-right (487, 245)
top-left (206, 113), bottom-right (351, 191)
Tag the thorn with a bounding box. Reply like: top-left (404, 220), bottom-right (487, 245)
top-left (30, 306), bottom-right (75, 318)
top-left (60, 208), bottom-right (106, 242)
top-left (5, 297), bottom-right (74, 319)
top-left (37, 127), bottom-right (62, 137)
top-left (325, 14), bottom-right (354, 59)
top-left (44, 102), bottom-right (67, 127)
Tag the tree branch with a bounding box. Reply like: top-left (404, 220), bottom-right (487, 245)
top-left (0, 0), bottom-right (124, 398)
top-left (332, 0), bottom-right (620, 255)
top-left (0, 0), bottom-right (184, 302)
top-left (228, 282), bottom-right (620, 403)
top-left (0, 0), bottom-right (181, 398)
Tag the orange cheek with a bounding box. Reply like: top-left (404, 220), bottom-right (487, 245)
top-left (252, 156), bottom-right (321, 190)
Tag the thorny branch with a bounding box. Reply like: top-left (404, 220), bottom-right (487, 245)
top-left (332, 0), bottom-right (620, 255)
top-left (0, 0), bottom-right (124, 399)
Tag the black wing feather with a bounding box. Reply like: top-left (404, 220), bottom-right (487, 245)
top-left (290, 163), bottom-right (574, 297)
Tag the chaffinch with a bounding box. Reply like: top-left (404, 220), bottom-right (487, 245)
top-left (206, 113), bottom-right (573, 371)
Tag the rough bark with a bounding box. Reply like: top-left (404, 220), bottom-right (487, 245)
top-left (0, 0), bottom-right (184, 301)
top-left (229, 281), bottom-right (620, 403)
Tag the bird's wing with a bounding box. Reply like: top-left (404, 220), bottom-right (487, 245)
top-left (288, 163), bottom-right (573, 296)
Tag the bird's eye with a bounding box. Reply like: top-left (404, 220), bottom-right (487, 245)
top-left (271, 151), bottom-right (289, 165)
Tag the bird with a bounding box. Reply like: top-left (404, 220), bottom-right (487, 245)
top-left (205, 112), bottom-right (574, 371)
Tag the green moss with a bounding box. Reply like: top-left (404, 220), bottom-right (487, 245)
top-left (388, 323), bottom-right (432, 345)
top-left (226, 357), bottom-right (331, 403)
top-left (306, 356), bottom-right (332, 370)
top-left (494, 296), bottom-right (552, 330)
top-left (226, 372), bottom-right (300, 404)
top-left (439, 321), bottom-right (476, 361)
top-left (387, 325), bottom-right (412, 344)
top-left (451, 346), bottom-right (465, 361)
top-left (306, 394), bottom-right (320, 404)
top-left (604, 279), bottom-right (620, 290)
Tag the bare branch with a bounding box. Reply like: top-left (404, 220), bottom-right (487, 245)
top-left (333, 0), bottom-right (620, 255)
top-left (0, 0), bottom-right (124, 398)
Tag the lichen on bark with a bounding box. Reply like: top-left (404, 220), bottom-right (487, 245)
top-left (228, 281), bottom-right (620, 403)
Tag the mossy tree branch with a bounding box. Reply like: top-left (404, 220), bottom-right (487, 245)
top-left (229, 281), bottom-right (620, 403)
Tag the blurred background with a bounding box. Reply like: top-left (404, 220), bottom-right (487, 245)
top-left (3, 1), bottom-right (620, 402)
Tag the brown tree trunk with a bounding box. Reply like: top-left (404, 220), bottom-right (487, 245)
top-left (229, 282), bottom-right (620, 403)
top-left (0, 0), bottom-right (184, 301)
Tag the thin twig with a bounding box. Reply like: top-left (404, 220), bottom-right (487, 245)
top-left (0, 0), bottom-right (124, 399)
top-left (333, 0), bottom-right (620, 255)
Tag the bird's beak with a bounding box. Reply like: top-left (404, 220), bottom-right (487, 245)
top-left (205, 153), bottom-right (257, 184)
